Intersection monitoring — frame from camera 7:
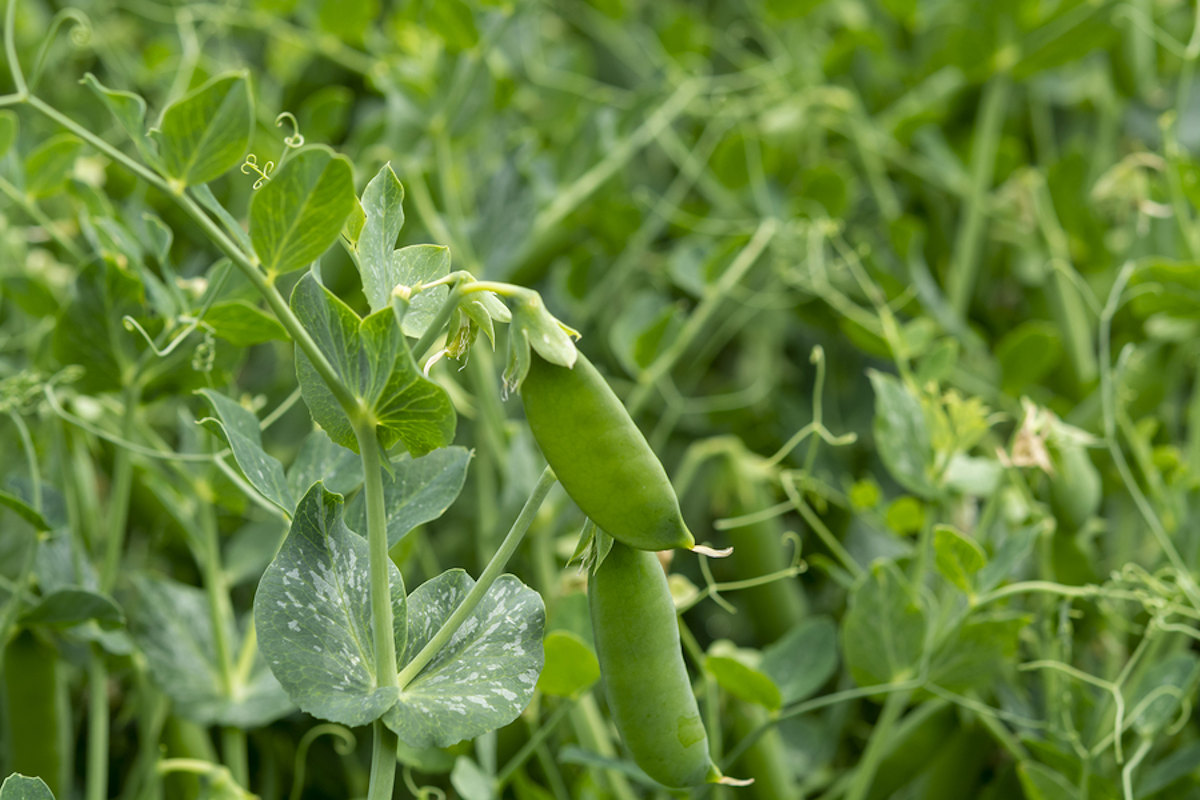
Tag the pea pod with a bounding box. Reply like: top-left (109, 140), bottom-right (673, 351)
top-left (2, 628), bottom-right (70, 798)
top-left (521, 351), bottom-right (695, 552)
top-left (589, 540), bottom-right (742, 788)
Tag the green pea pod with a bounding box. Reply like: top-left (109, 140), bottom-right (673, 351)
top-left (2, 628), bottom-right (70, 798)
top-left (521, 351), bottom-right (695, 552)
top-left (589, 541), bottom-right (747, 788)
top-left (1048, 441), bottom-right (1101, 531)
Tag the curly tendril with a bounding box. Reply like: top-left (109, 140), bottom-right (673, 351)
top-left (28, 9), bottom-right (93, 90)
top-left (241, 153), bottom-right (274, 189)
top-left (275, 111), bottom-right (305, 148)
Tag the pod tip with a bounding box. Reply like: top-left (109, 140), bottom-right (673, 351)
top-left (691, 544), bottom-right (733, 558)
top-left (717, 776), bottom-right (755, 787)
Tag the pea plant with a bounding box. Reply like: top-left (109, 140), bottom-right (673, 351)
top-left (8, 0), bottom-right (1200, 799)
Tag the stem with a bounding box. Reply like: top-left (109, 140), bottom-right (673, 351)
top-left (4, 0), bottom-right (27, 96)
top-left (628, 218), bottom-right (778, 415)
top-left (946, 74), bottom-right (1010, 316)
top-left (355, 422), bottom-right (399, 688)
top-left (396, 466), bottom-right (557, 689)
top-left (411, 284), bottom-right (462, 360)
top-left (86, 653), bottom-right (109, 800)
top-left (843, 690), bottom-right (911, 800)
top-left (221, 727), bottom-right (248, 789)
top-left (100, 382), bottom-right (140, 591)
top-left (366, 722), bottom-right (396, 800)
top-left (495, 701), bottom-right (573, 789)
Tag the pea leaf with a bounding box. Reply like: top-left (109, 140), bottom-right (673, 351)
top-left (705, 642), bottom-right (782, 710)
top-left (24, 134), bottom-right (82, 197)
top-left (250, 147), bottom-right (356, 275)
top-left (255, 482), bottom-right (405, 726)
top-left (345, 446), bottom-right (471, 548)
top-left (357, 163), bottom-right (407, 311)
top-left (1127, 654), bottom-right (1199, 737)
top-left (384, 570), bottom-right (545, 749)
top-left (129, 572), bottom-right (293, 727)
top-left (761, 616), bottom-right (838, 705)
top-left (0, 489), bottom-right (50, 531)
top-left (868, 370), bottom-right (938, 499)
top-left (198, 389), bottom-right (293, 514)
top-left (152, 73), bottom-right (252, 187)
top-left (928, 614), bottom-right (1027, 693)
top-left (286, 431), bottom-right (364, 499)
top-left (52, 260), bottom-right (145, 392)
top-left (1017, 762), bottom-right (1081, 800)
top-left (21, 589), bottom-right (124, 629)
top-left (291, 272), bottom-right (456, 455)
top-left (80, 73), bottom-right (158, 166)
top-left (0, 775), bottom-right (55, 800)
top-left (842, 560), bottom-right (925, 686)
top-left (933, 524), bottom-right (987, 595)
top-left (202, 300), bottom-right (289, 345)
top-left (390, 245), bottom-right (451, 338)
top-left (537, 630), bottom-right (599, 697)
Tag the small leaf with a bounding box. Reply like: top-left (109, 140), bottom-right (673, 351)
top-left (21, 589), bottom-right (124, 629)
top-left (80, 73), bottom-right (157, 165)
top-left (933, 525), bottom-right (987, 595)
top-left (0, 489), bottom-right (50, 530)
top-left (705, 642), bottom-right (781, 710)
top-left (0, 774), bottom-right (56, 800)
top-left (391, 246), bottom-right (451, 338)
top-left (868, 370), bottom-right (938, 499)
top-left (357, 164), bottom-right (407, 311)
top-left (255, 483), bottom-right (405, 726)
top-left (761, 616), bottom-right (838, 705)
top-left (841, 561), bottom-right (925, 686)
top-left (1017, 762), bottom-right (1080, 800)
top-left (346, 447), bottom-right (471, 548)
top-left (537, 630), bottom-right (599, 697)
top-left (286, 431), bottom-right (363, 499)
top-left (291, 273), bottom-right (456, 455)
top-left (250, 147), bottom-right (356, 275)
top-left (202, 300), bottom-right (289, 345)
top-left (198, 389), bottom-right (292, 513)
top-left (385, 570), bottom-right (545, 749)
top-left (928, 614), bottom-right (1026, 693)
top-left (24, 134), bottom-right (82, 197)
top-left (153, 73), bottom-right (252, 187)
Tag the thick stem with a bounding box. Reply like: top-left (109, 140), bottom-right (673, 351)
top-left (85, 652), bottom-right (108, 800)
top-left (396, 466), bottom-right (556, 689)
top-left (365, 722), bottom-right (396, 800)
top-left (221, 727), bottom-right (249, 789)
top-left (945, 74), bottom-right (1010, 316)
top-left (355, 421), bottom-right (400, 688)
top-left (843, 690), bottom-right (912, 800)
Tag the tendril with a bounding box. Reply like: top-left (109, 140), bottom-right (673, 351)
top-left (241, 153), bottom-right (274, 189)
top-left (28, 9), bottom-right (93, 91)
top-left (275, 111), bottom-right (305, 148)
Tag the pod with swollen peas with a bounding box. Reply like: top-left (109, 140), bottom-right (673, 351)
top-left (520, 350), bottom-right (701, 552)
top-left (589, 539), bottom-right (749, 788)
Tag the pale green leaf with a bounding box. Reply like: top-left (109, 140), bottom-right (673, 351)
top-left (761, 616), bottom-right (838, 705)
top-left (153, 73), bottom-right (252, 186)
top-left (933, 524), bottom-right (987, 594)
top-left (868, 370), bottom-right (938, 499)
top-left (384, 570), bottom-right (544, 748)
top-left (0, 775), bottom-right (55, 800)
top-left (250, 147), bottom-right (356, 275)
top-left (841, 561), bottom-right (925, 686)
top-left (254, 483), bottom-right (405, 726)
top-left (198, 389), bottom-right (292, 513)
top-left (346, 446), bottom-right (471, 547)
top-left (537, 630), bottom-right (599, 697)
top-left (24, 134), bottom-right (82, 197)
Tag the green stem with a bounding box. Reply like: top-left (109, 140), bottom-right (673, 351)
top-left (572, 694), bottom-right (640, 800)
top-left (843, 690), bottom-right (912, 800)
top-left (4, 0), bottom-right (27, 96)
top-left (946, 74), bottom-right (1010, 316)
top-left (396, 466), bottom-right (557, 689)
top-left (411, 283), bottom-right (462, 360)
top-left (495, 701), bottom-right (573, 789)
top-left (86, 652), bottom-right (108, 800)
top-left (221, 727), bottom-right (249, 789)
top-left (355, 421), bottom-right (399, 688)
top-left (628, 218), bottom-right (778, 415)
top-left (100, 382), bottom-right (140, 592)
top-left (366, 722), bottom-right (396, 800)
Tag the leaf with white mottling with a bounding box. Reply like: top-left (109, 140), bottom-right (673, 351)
top-left (255, 482), bottom-right (406, 726)
top-left (0, 774), bottom-right (55, 800)
top-left (385, 570), bottom-right (545, 748)
top-left (198, 389), bottom-right (292, 513)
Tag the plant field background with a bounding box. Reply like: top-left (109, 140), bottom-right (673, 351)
top-left (3, 0), bottom-right (1200, 799)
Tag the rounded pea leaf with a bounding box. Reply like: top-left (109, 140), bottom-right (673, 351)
top-left (761, 616), bottom-right (838, 705)
top-left (153, 73), bottom-right (252, 187)
top-left (198, 389), bottom-right (292, 514)
top-left (705, 641), bottom-right (782, 710)
top-left (250, 147), bottom-right (356, 276)
top-left (20, 589), bottom-right (124, 629)
top-left (25, 134), bottom-right (82, 197)
top-left (933, 524), bottom-right (987, 595)
top-left (537, 630), bottom-right (599, 697)
top-left (0, 774), bottom-right (56, 800)
top-left (345, 446), bottom-right (472, 548)
top-left (291, 273), bottom-right (456, 455)
top-left (255, 482), bottom-right (406, 727)
top-left (384, 569), bottom-right (545, 749)
top-left (842, 560), bottom-right (925, 686)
